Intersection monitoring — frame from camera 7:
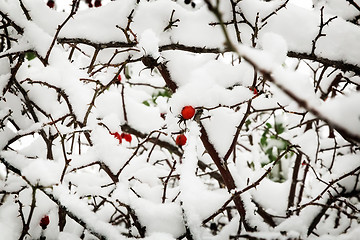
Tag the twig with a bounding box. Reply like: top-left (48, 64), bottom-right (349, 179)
top-left (117, 200), bottom-right (146, 237)
top-left (44, 0), bottom-right (80, 64)
top-left (345, 0), bottom-right (360, 11)
top-left (164, 10), bottom-right (180, 32)
top-left (179, 202), bottom-right (195, 240)
top-left (311, 7), bottom-right (337, 55)
top-left (162, 160), bottom-right (177, 203)
top-left (293, 165), bottom-right (360, 214)
top-left (159, 43), bottom-right (221, 54)
top-left (223, 99), bottom-right (252, 162)
top-left (203, 147), bottom-right (293, 225)
top-left (199, 121), bottom-right (255, 231)
top-left (287, 152), bottom-right (302, 214)
top-left (58, 37), bottom-right (137, 49)
top-left (261, 0), bottom-right (290, 23)
top-left (230, 0), bottom-right (242, 43)
top-left (87, 48), bottom-right (99, 73)
top-left (18, 0), bottom-right (32, 21)
top-left (121, 83), bottom-right (128, 123)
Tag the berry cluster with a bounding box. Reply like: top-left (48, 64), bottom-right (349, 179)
top-left (184, 0), bottom-right (196, 8)
top-left (46, 0), bottom-right (102, 9)
top-left (175, 105), bottom-right (196, 147)
top-left (86, 0), bottom-right (101, 8)
top-left (110, 132), bottom-right (132, 144)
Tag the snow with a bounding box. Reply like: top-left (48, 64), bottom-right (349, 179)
top-left (290, 0), bottom-right (312, 10)
top-left (0, 199), bottom-right (22, 239)
top-left (52, 185), bottom-right (127, 240)
top-left (313, 0), bottom-right (360, 20)
top-left (143, 232), bottom-right (177, 240)
top-left (0, 72), bottom-right (10, 95)
top-left (271, 66), bottom-right (319, 103)
top-left (263, 4), bottom-right (360, 66)
top-left (1, 0), bottom-right (360, 239)
top-left (125, 96), bottom-right (164, 133)
top-left (22, 158), bottom-right (63, 186)
top-left (202, 108), bottom-right (243, 157)
top-left (23, 21), bottom-right (53, 57)
top-left (60, 1), bottom-right (135, 43)
top-left (259, 32), bottom-right (288, 65)
top-left (252, 178), bottom-right (290, 214)
top-left (319, 93), bottom-right (360, 137)
top-left (58, 232), bottom-right (82, 240)
top-left (138, 29), bottom-right (161, 58)
top-left (131, 197), bottom-right (185, 237)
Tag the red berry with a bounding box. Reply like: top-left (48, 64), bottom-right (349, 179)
top-left (117, 74), bottom-right (121, 82)
top-left (86, 0), bottom-right (93, 7)
top-left (40, 215), bottom-right (50, 230)
top-left (181, 106), bottom-right (195, 120)
top-left (94, 0), bottom-right (102, 7)
top-left (253, 87), bottom-right (258, 95)
top-left (47, 0), bottom-right (55, 8)
top-left (176, 134), bottom-right (187, 146)
top-left (110, 132), bottom-right (122, 144)
top-left (121, 133), bottom-right (132, 143)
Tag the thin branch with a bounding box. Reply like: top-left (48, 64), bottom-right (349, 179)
top-left (44, 0), bottom-right (80, 64)
top-left (18, 0), bottom-right (32, 21)
top-left (345, 0), bottom-right (360, 12)
top-left (164, 9), bottom-right (180, 32)
top-left (229, 0), bottom-right (242, 43)
top-left (287, 152), bottom-right (302, 214)
top-left (162, 160), bottom-right (177, 203)
top-left (0, 156), bottom-right (109, 240)
top-left (58, 38), bottom-right (137, 49)
top-left (261, 0), bottom-right (290, 23)
top-left (311, 7), bottom-right (337, 55)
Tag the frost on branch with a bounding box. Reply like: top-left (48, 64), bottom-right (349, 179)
top-left (0, 0), bottom-right (360, 240)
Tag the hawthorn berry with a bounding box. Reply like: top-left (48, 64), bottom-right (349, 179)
top-left (40, 215), bottom-right (50, 230)
top-left (121, 133), bottom-right (132, 143)
top-left (86, 0), bottom-right (93, 7)
top-left (94, 0), bottom-right (101, 7)
top-left (160, 112), bottom-right (166, 120)
top-left (117, 74), bottom-right (122, 82)
top-left (181, 106), bottom-right (195, 120)
top-left (47, 0), bottom-right (55, 8)
top-left (176, 134), bottom-right (187, 146)
top-left (253, 87), bottom-right (258, 95)
top-left (110, 132), bottom-right (122, 144)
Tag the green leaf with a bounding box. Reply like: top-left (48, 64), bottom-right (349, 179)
top-left (162, 88), bottom-right (172, 98)
top-left (142, 100), bottom-right (150, 106)
top-left (151, 89), bottom-right (172, 105)
top-left (260, 136), bottom-right (267, 146)
top-left (25, 52), bottom-right (36, 61)
top-left (125, 66), bottom-right (131, 79)
top-left (275, 123), bottom-right (285, 135)
top-left (247, 161), bottom-right (255, 170)
top-left (245, 119), bottom-right (251, 131)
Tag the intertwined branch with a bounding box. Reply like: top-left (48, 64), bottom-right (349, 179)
top-left (0, 1), bottom-right (359, 240)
